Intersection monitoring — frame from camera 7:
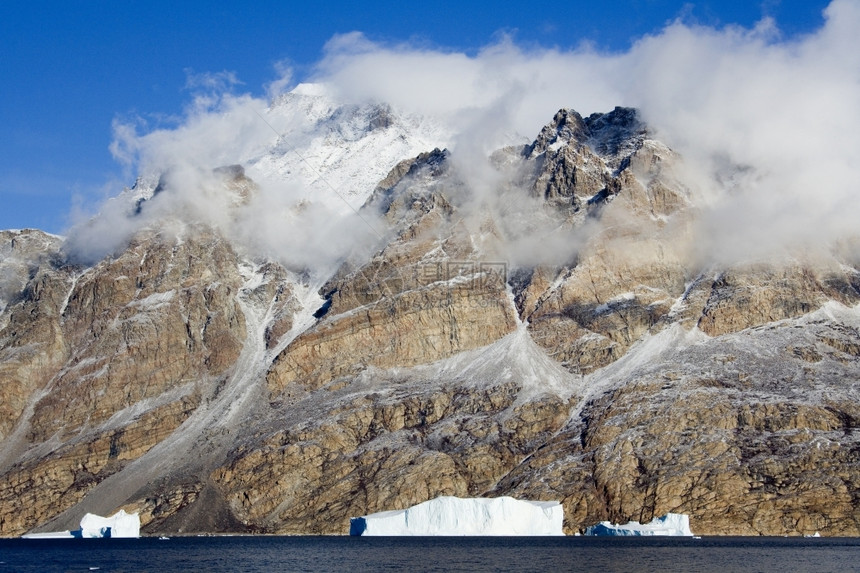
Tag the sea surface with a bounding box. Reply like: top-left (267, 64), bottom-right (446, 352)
top-left (1, 535), bottom-right (858, 572)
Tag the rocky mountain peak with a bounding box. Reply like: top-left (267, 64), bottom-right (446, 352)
top-left (583, 106), bottom-right (647, 165)
top-left (524, 106), bottom-right (658, 214)
top-left (527, 109), bottom-right (589, 157)
top-left (527, 106), bottom-right (645, 163)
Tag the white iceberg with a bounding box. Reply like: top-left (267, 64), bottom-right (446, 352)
top-left (79, 509), bottom-right (140, 538)
top-left (349, 496), bottom-right (564, 536)
top-left (19, 530), bottom-right (76, 539)
top-left (584, 513), bottom-right (693, 536)
top-left (22, 510), bottom-right (141, 539)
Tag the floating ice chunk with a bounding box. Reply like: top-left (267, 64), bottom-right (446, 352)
top-left (584, 513), bottom-right (693, 536)
top-left (79, 510), bottom-right (140, 538)
top-left (22, 510), bottom-right (140, 539)
top-left (20, 530), bottom-right (75, 539)
top-left (350, 496), bottom-right (564, 536)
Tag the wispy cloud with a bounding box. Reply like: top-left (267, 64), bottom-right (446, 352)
top-left (183, 69), bottom-right (244, 92)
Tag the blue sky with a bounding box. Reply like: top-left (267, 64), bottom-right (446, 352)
top-left (0, 1), bottom-right (832, 233)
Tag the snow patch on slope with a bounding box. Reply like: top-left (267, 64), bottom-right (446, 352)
top-left (578, 300), bottom-right (860, 418)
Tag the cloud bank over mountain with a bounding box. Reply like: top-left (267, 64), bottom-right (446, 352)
top-left (72, 0), bottom-right (860, 267)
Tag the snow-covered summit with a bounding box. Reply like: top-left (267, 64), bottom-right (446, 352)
top-left (118, 83), bottom-right (450, 223)
top-left (71, 82), bottom-right (452, 266)
top-left (249, 82), bottom-right (451, 214)
top-left (288, 82), bottom-right (328, 98)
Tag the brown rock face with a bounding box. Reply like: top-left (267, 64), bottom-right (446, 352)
top-left (0, 229), bottom-right (64, 313)
top-left (0, 265), bottom-right (73, 442)
top-left (0, 395), bottom-right (199, 536)
top-left (695, 264), bottom-right (860, 336)
top-left (524, 236), bottom-right (688, 374)
top-left (3, 105), bottom-right (860, 539)
top-left (267, 151), bottom-right (518, 398)
top-left (0, 224), bottom-right (257, 535)
top-left (28, 226), bottom-right (247, 442)
top-left (218, 339), bottom-right (573, 534)
top-left (266, 284), bottom-right (516, 395)
top-left (516, 110), bottom-right (693, 375)
top-left (490, 319), bottom-right (860, 536)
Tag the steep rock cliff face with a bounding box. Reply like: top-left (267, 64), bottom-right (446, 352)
top-left (517, 108), bottom-right (693, 374)
top-left (267, 150), bottom-right (518, 396)
top-left (0, 229), bottom-right (64, 316)
top-left (30, 226), bottom-right (247, 442)
top-left (0, 231), bottom-right (72, 443)
top-left (2, 101), bottom-right (860, 537)
top-left (0, 395), bottom-right (200, 536)
top-left (0, 225), bottom-right (260, 535)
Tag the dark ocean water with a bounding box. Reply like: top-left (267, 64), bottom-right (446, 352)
top-left (1, 536), bottom-right (859, 573)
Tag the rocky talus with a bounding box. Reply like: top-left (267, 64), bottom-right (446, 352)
top-left (1, 106), bottom-right (860, 537)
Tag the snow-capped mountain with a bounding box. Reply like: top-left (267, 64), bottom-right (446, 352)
top-left (117, 83), bottom-right (451, 218)
top-left (251, 83), bottom-right (451, 213)
top-left (2, 87), bottom-right (860, 537)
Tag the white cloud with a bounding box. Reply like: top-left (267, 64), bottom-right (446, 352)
top-left (72, 0), bottom-right (860, 269)
top-left (265, 59), bottom-right (294, 100)
top-left (309, 1), bottom-right (860, 262)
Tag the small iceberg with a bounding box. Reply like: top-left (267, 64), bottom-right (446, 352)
top-left (350, 496), bottom-right (564, 536)
top-left (22, 510), bottom-right (141, 539)
top-left (584, 513), bottom-right (694, 536)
